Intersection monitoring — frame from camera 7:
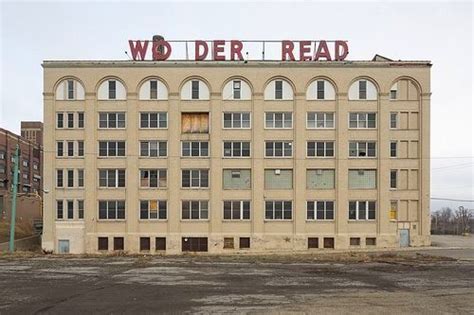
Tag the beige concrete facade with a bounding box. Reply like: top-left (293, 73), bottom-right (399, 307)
top-left (42, 59), bottom-right (431, 254)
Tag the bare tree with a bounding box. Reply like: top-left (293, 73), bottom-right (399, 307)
top-left (454, 206), bottom-right (473, 235)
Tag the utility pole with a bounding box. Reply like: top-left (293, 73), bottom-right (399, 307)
top-left (9, 145), bottom-right (19, 253)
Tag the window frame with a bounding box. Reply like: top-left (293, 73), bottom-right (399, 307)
top-left (223, 200), bottom-right (251, 221)
top-left (181, 169), bottom-right (209, 189)
top-left (390, 141), bottom-right (398, 158)
top-left (306, 141), bottom-right (335, 158)
top-left (181, 200), bottom-right (209, 220)
top-left (139, 169), bottom-right (167, 188)
top-left (348, 112), bottom-right (377, 129)
top-left (348, 200), bottom-right (376, 221)
top-left (306, 112), bottom-right (335, 129)
top-left (390, 169), bottom-right (398, 189)
top-left (139, 112), bottom-right (168, 129)
top-left (390, 112), bottom-right (398, 129)
top-left (98, 112), bottom-right (126, 129)
top-left (139, 141), bottom-right (167, 158)
top-left (98, 169), bottom-right (126, 188)
top-left (222, 112), bottom-right (251, 129)
top-left (348, 141), bottom-right (377, 158)
top-left (223, 141), bottom-right (251, 158)
top-left (139, 200), bottom-right (167, 220)
top-left (98, 141), bottom-right (126, 157)
top-left (181, 141), bottom-right (209, 157)
top-left (306, 200), bottom-right (335, 221)
top-left (264, 141), bottom-right (293, 158)
top-left (98, 200), bottom-right (126, 220)
top-left (264, 200), bottom-right (293, 221)
top-left (264, 112), bottom-right (293, 129)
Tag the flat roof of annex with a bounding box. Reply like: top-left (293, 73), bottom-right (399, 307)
top-left (42, 59), bottom-right (432, 69)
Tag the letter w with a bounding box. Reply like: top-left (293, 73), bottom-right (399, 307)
top-left (129, 40), bottom-right (149, 60)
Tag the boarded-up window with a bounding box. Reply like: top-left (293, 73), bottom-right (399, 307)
top-left (409, 200), bottom-right (419, 221)
top-left (410, 141), bottom-right (419, 158)
top-left (323, 237), bottom-right (334, 249)
top-left (182, 237), bottom-right (208, 252)
top-left (156, 237), bottom-right (166, 251)
top-left (264, 169), bottom-right (293, 189)
top-left (399, 141), bottom-right (409, 158)
top-left (366, 238), bottom-right (376, 246)
top-left (399, 170), bottom-right (409, 190)
top-left (140, 237), bottom-right (150, 251)
top-left (98, 237), bottom-right (108, 251)
top-left (410, 169), bottom-right (419, 190)
top-left (306, 169), bottom-right (335, 189)
top-left (350, 238), bottom-right (361, 246)
top-left (223, 238), bottom-right (234, 249)
top-left (409, 112), bottom-right (419, 129)
top-left (399, 200), bottom-right (409, 221)
top-left (181, 113), bottom-right (209, 133)
top-left (348, 170), bottom-right (376, 189)
top-left (223, 169), bottom-right (251, 189)
top-left (239, 237), bottom-right (250, 249)
top-left (113, 237), bottom-right (124, 251)
top-left (308, 238), bottom-right (319, 249)
top-left (400, 112), bottom-right (409, 129)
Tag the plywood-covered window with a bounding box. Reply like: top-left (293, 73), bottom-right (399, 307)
top-left (306, 169), bottom-right (335, 189)
top-left (181, 113), bottom-right (209, 133)
top-left (264, 169), bottom-right (293, 189)
top-left (223, 169), bottom-right (251, 190)
top-left (348, 169), bottom-right (377, 189)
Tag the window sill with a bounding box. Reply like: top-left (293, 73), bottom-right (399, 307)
top-left (138, 127), bottom-right (169, 130)
top-left (222, 220), bottom-right (251, 222)
top-left (138, 219), bottom-right (168, 222)
top-left (97, 219), bottom-right (126, 222)
top-left (306, 127), bottom-right (336, 130)
top-left (180, 219), bottom-right (210, 222)
top-left (263, 219), bottom-right (293, 222)
top-left (348, 220), bottom-right (376, 223)
top-left (305, 219), bottom-right (335, 222)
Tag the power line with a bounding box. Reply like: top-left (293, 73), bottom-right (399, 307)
top-left (431, 197), bottom-right (474, 202)
top-left (432, 162), bottom-right (474, 170)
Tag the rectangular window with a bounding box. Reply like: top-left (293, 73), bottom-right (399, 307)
top-left (181, 200), bottom-right (209, 220)
top-left (223, 141), bottom-right (251, 157)
top-left (56, 169), bottom-right (63, 187)
top-left (139, 141), bottom-right (167, 157)
top-left (390, 112), bottom-right (398, 129)
top-left (156, 237), bottom-right (166, 251)
top-left (306, 201), bottom-right (334, 220)
top-left (113, 237), bottom-right (124, 251)
top-left (78, 169), bottom-right (84, 187)
top-left (99, 112), bottom-right (126, 128)
top-left (78, 141), bottom-right (84, 157)
top-left (265, 201), bottom-right (292, 220)
top-left (67, 169), bottom-right (74, 188)
top-left (57, 142), bottom-right (64, 157)
top-left (307, 141), bottom-right (334, 157)
top-left (98, 141), bottom-right (126, 157)
top-left (67, 80), bottom-right (74, 99)
top-left (390, 200), bottom-right (398, 220)
top-left (150, 80), bottom-right (158, 99)
top-left (349, 113), bottom-right (376, 128)
top-left (265, 141), bottom-right (292, 157)
top-left (140, 237), bottom-right (151, 251)
top-left (275, 80), bottom-right (283, 99)
top-left (366, 238), bottom-right (377, 246)
top-left (307, 112), bottom-right (334, 129)
top-left (140, 200), bottom-right (167, 220)
top-left (67, 141), bottom-right (74, 157)
top-left (108, 80), bottom-right (116, 99)
top-left (390, 170), bottom-right (398, 189)
top-left (265, 112), bottom-right (292, 129)
top-left (67, 113), bottom-right (74, 128)
top-left (181, 141), bottom-right (209, 157)
top-left (264, 169), bottom-right (293, 189)
top-left (350, 238), bottom-right (361, 246)
top-left (349, 141), bottom-right (376, 157)
top-left (239, 237), bottom-right (250, 249)
top-left (140, 112), bottom-right (167, 128)
top-left (223, 200), bottom-right (250, 220)
top-left (140, 169), bottom-right (167, 188)
top-left (222, 169), bottom-right (251, 190)
top-left (78, 200), bottom-right (84, 219)
top-left (359, 80), bottom-right (367, 99)
top-left (233, 80), bottom-right (241, 99)
top-left (308, 237), bottom-right (319, 249)
top-left (348, 201), bottom-right (376, 220)
top-left (56, 200), bottom-right (64, 219)
top-left (98, 200), bottom-right (126, 220)
top-left (390, 89), bottom-right (397, 100)
top-left (191, 80), bottom-right (199, 99)
top-left (306, 169), bottom-right (335, 189)
top-left (181, 169), bottom-right (209, 188)
top-left (316, 80), bottom-right (325, 99)
top-left (98, 237), bottom-right (108, 251)
top-left (390, 141), bottom-right (397, 158)
top-left (348, 169), bottom-right (377, 189)
top-left (67, 200), bottom-right (74, 219)
top-left (223, 112), bottom-right (250, 129)
top-left (99, 169), bottom-right (126, 188)
top-left (223, 237), bottom-right (234, 249)
top-left (181, 113), bottom-right (209, 133)
top-left (78, 112), bottom-right (84, 128)
top-left (57, 113), bottom-right (64, 128)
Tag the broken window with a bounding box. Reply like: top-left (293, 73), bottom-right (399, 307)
top-left (181, 113), bottom-right (209, 133)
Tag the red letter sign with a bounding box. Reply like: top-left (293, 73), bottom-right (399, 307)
top-left (299, 41), bottom-right (311, 61)
top-left (230, 40), bottom-right (244, 61)
top-left (213, 40), bottom-right (226, 61)
top-left (152, 40), bottom-right (172, 61)
top-left (129, 40), bottom-right (149, 61)
top-left (282, 41), bottom-right (295, 61)
top-left (314, 41), bottom-right (332, 61)
top-left (335, 41), bottom-right (349, 61)
top-left (195, 41), bottom-right (209, 61)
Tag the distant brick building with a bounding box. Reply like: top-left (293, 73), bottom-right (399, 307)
top-left (21, 121), bottom-right (43, 147)
top-left (0, 125), bottom-right (43, 225)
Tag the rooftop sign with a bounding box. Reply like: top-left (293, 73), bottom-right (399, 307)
top-left (128, 39), bottom-right (349, 62)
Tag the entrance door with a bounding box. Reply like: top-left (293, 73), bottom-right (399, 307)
top-left (399, 229), bottom-right (410, 247)
top-left (182, 237), bottom-right (208, 252)
top-left (58, 240), bottom-right (70, 254)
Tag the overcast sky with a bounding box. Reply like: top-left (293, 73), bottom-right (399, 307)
top-left (1, 1), bottom-right (473, 210)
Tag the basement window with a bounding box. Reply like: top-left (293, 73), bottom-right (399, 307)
top-left (113, 237), bottom-right (124, 251)
top-left (223, 238), bottom-right (234, 249)
top-left (350, 237), bottom-right (361, 246)
top-left (156, 237), bottom-right (166, 251)
top-left (140, 237), bottom-right (150, 251)
top-left (323, 237), bottom-right (335, 249)
top-left (98, 237), bottom-right (108, 251)
top-left (239, 237), bottom-right (250, 249)
top-left (308, 237), bottom-right (319, 249)
top-left (366, 238), bottom-right (377, 246)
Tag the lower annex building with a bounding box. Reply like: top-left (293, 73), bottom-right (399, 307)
top-left (42, 56), bottom-right (431, 254)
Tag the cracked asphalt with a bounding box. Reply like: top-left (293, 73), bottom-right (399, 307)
top-left (0, 250), bottom-right (473, 314)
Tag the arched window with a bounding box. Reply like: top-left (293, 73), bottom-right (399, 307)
top-left (348, 79), bottom-right (377, 100)
top-left (98, 78), bottom-right (126, 100)
top-left (306, 79), bottom-right (336, 100)
top-left (55, 78), bottom-right (85, 100)
top-left (139, 78), bottom-right (168, 100)
top-left (264, 79), bottom-right (294, 100)
top-left (180, 79), bottom-right (210, 100)
top-left (222, 79), bottom-right (251, 100)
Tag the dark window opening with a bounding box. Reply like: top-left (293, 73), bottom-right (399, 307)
top-left (316, 80), bottom-right (325, 99)
top-left (156, 237), bottom-right (166, 251)
top-left (191, 80), bottom-right (200, 99)
top-left (140, 237), bottom-right (151, 251)
top-left (359, 80), bottom-right (367, 99)
top-left (323, 237), bottom-right (335, 249)
top-left (366, 238), bottom-right (377, 246)
top-left (108, 80), bottom-right (117, 99)
top-left (182, 237), bottom-right (208, 252)
top-left (275, 80), bottom-right (283, 99)
top-left (113, 237), bottom-right (124, 251)
top-left (224, 237), bottom-right (234, 249)
top-left (350, 237), bottom-right (361, 246)
top-left (98, 237), bottom-right (108, 251)
top-left (308, 237), bottom-right (319, 249)
top-left (239, 237), bottom-right (250, 249)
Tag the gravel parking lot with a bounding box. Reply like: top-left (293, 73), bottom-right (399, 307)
top-left (0, 248), bottom-right (473, 314)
